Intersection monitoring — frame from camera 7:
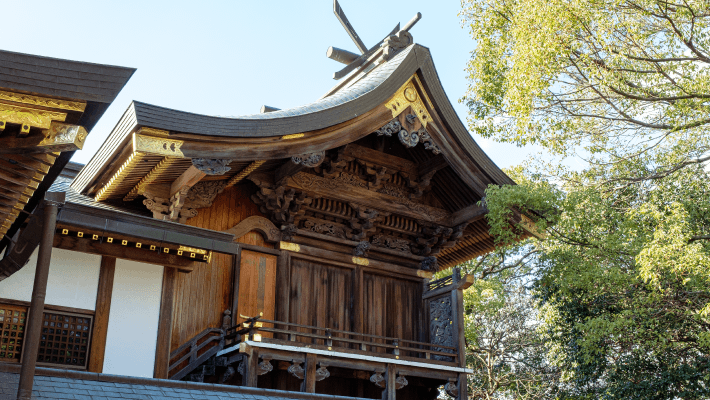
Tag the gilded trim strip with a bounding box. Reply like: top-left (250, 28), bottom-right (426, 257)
top-left (0, 90), bottom-right (86, 112)
top-left (94, 152), bottom-right (146, 202)
top-left (133, 134), bottom-right (184, 157)
top-left (226, 160), bottom-right (266, 187)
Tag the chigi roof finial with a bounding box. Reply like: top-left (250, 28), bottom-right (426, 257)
top-left (328, 0), bottom-right (421, 80)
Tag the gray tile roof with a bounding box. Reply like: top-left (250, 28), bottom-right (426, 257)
top-left (0, 49), bottom-right (135, 104)
top-left (128, 45), bottom-right (413, 138)
top-left (0, 370), bottom-right (370, 400)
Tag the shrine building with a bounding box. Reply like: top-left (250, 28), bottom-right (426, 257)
top-left (0, 5), bottom-right (531, 400)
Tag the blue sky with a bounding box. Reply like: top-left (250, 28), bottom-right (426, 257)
top-left (1, 0), bottom-right (532, 168)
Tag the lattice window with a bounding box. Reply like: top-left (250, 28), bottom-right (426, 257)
top-left (38, 312), bottom-right (93, 369)
top-left (0, 305), bottom-right (27, 362)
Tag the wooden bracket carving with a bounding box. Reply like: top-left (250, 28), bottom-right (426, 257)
top-left (445, 380), bottom-right (459, 397)
top-left (257, 358), bottom-right (273, 375)
top-left (287, 361), bottom-right (305, 379)
top-left (395, 375), bottom-right (408, 389)
top-left (191, 158), bottom-right (232, 175)
top-left (223, 216), bottom-right (282, 243)
top-left (220, 365), bottom-right (236, 383)
top-left (315, 364), bottom-right (330, 382)
top-left (370, 372), bottom-right (385, 388)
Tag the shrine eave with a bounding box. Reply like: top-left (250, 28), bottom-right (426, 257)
top-left (73, 44), bottom-right (513, 196)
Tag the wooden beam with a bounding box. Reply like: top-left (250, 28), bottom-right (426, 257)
top-left (53, 235), bottom-right (199, 270)
top-left (448, 203), bottom-right (487, 226)
top-left (154, 267), bottom-right (177, 379)
top-left (88, 256), bottom-right (116, 373)
top-left (418, 154), bottom-right (449, 176)
top-left (170, 165), bottom-right (206, 198)
top-left (275, 160), bottom-right (305, 186)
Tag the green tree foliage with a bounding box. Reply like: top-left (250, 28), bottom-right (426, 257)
top-left (458, 0), bottom-right (710, 398)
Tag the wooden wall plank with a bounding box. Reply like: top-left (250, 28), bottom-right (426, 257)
top-left (87, 256), bottom-right (115, 373)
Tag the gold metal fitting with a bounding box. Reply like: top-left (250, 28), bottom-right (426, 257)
top-left (177, 250), bottom-right (183, 256)
top-left (163, 247), bottom-right (169, 253)
top-left (107, 237), bottom-right (113, 243)
top-left (136, 243), bottom-right (142, 248)
top-left (77, 232), bottom-right (83, 238)
top-left (150, 245), bottom-right (156, 251)
top-left (92, 234), bottom-right (99, 240)
top-left (121, 240), bottom-right (128, 246)
top-left (61, 229), bottom-right (68, 235)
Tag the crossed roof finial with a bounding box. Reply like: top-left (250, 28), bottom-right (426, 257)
top-left (329, 0), bottom-right (421, 80)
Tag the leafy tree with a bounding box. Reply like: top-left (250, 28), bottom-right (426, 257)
top-left (458, 0), bottom-right (710, 398)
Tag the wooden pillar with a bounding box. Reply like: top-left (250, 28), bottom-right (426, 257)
top-left (302, 353), bottom-right (317, 393)
top-left (457, 372), bottom-right (468, 400)
top-left (353, 265), bottom-right (364, 335)
top-left (452, 287), bottom-right (466, 367)
top-left (88, 256), bottom-right (116, 373)
top-left (153, 267), bottom-right (177, 379)
top-left (242, 345), bottom-right (259, 387)
top-left (381, 363), bottom-right (396, 400)
top-left (275, 249), bottom-right (290, 324)
top-left (231, 245), bottom-right (242, 319)
top-left (17, 196), bottom-right (61, 400)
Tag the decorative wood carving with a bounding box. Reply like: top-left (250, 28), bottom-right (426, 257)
top-left (445, 381), bottom-right (459, 397)
top-left (353, 241), bottom-right (371, 257)
top-left (430, 296), bottom-right (456, 361)
top-left (371, 233), bottom-right (411, 253)
top-left (370, 372), bottom-right (385, 388)
top-left (302, 218), bottom-right (348, 239)
top-left (395, 375), bottom-right (409, 390)
top-left (291, 151), bottom-right (325, 168)
top-left (237, 361), bottom-right (245, 376)
top-left (398, 128), bottom-right (420, 148)
top-left (287, 361), bottom-right (305, 379)
top-left (375, 120), bottom-right (402, 137)
top-left (315, 365), bottom-right (330, 382)
top-left (191, 158), bottom-right (232, 175)
top-left (381, 30), bottom-right (413, 62)
top-left (420, 256), bottom-right (437, 271)
top-left (257, 359), bottom-right (273, 375)
top-left (223, 216), bottom-right (282, 243)
top-left (281, 224), bottom-right (299, 241)
top-left (415, 222), bottom-right (469, 256)
top-left (348, 203), bottom-right (387, 241)
top-left (419, 130), bottom-right (441, 155)
top-left (250, 176), bottom-right (312, 227)
top-left (186, 181), bottom-right (228, 209)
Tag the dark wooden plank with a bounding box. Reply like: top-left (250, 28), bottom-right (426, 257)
top-left (154, 267), bottom-right (177, 379)
top-left (0, 297), bottom-right (94, 316)
top-left (447, 203), bottom-right (487, 226)
top-left (87, 256), bottom-right (115, 373)
top-left (231, 246), bottom-right (242, 320)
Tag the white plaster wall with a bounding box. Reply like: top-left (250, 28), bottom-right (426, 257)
top-left (0, 248), bottom-right (101, 310)
top-left (102, 259), bottom-right (163, 378)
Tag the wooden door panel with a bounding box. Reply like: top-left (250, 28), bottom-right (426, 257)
top-left (237, 250), bottom-right (277, 336)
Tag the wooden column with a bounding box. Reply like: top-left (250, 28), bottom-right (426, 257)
top-left (231, 245), bottom-right (242, 318)
top-left (88, 256), bottom-right (116, 373)
top-left (275, 250), bottom-right (290, 324)
top-left (353, 265), bottom-right (364, 334)
top-left (242, 345), bottom-right (259, 387)
top-left (457, 372), bottom-right (468, 400)
top-left (302, 353), bottom-right (317, 393)
top-left (17, 196), bottom-right (61, 400)
top-left (154, 267), bottom-right (177, 379)
top-left (381, 363), bottom-right (396, 400)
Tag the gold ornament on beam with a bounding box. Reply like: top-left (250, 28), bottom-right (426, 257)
top-left (385, 77), bottom-right (432, 128)
top-left (0, 103), bottom-right (67, 130)
top-left (133, 133), bottom-right (184, 157)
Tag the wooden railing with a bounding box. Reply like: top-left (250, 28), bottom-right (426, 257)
top-left (232, 318), bottom-right (458, 364)
top-left (168, 328), bottom-right (224, 380)
top-left (426, 267), bottom-right (462, 292)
